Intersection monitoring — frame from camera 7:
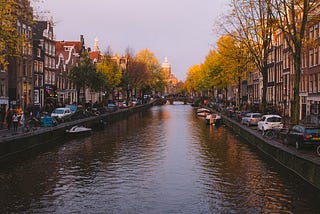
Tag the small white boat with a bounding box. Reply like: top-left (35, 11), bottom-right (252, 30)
top-left (206, 113), bottom-right (222, 125)
top-left (66, 125), bottom-right (92, 134)
top-left (196, 108), bottom-right (211, 117)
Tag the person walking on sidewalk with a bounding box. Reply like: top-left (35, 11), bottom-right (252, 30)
top-left (6, 109), bottom-right (12, 130)
top-left (12, 113), bottom-right (19, 132)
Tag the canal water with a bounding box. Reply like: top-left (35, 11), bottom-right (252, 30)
top-left (1, 103), bottom-right (320, 213)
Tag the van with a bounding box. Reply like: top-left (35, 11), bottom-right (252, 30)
top-left (51, 107), bottom-right (73, 119)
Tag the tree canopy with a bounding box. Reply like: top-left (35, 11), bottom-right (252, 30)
top-left (0, 0), bottom-right (32, 69)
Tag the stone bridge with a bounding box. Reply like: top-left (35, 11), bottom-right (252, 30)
top-left (165, 96), bottom-right (194, 105)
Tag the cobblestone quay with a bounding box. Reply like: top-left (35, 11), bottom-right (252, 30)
top-left (222, 115), bottom-right (320, 191)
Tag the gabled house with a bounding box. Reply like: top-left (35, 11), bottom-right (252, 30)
top-left (55, 35), bottom-right (85, 105)
top-left (33, 19), bottom-right (56, 109)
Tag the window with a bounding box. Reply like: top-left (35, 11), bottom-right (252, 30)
top-left (309, 75), bottom-right (313, 92)
top-left (45, 56), bottom-right (48, 67)
top-left (22, 24), bottom-right (26, 35)
top-left (39, 62), bottom-right (43, 72)
top-left (37, 48), bottom-right (41, 57)
top-left (34, 74), bottom-right (38, 87)
top-left (310, 26), bottom-right (314, 40)
top-left (34, 90), bottom-right (39, 104)
top-left (309, 49), bottom-right (314, 67)
top-left (0, 80), bottom-right (5, 96)
top-left (33, 61), bottom-right (38, 72)
top-left (38, 75), bottom-right (43, 87)
top-left (52, 58), bottom-right (55, 69)
top-left (315, 47), bottom-right (319, 65)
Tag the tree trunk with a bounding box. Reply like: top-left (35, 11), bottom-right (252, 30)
top-left (238, 76), bottom-right (241, 109)
top-left (225, 87), bottom-right (228, 104)
top-left (77, 88), bottom-right (81, 105)
top-left (261, 65), bottom-right (268, 114)
top-left (82, 86), bottom-right (86, 106)
top-left (292, 51), bottom-right (302, 125)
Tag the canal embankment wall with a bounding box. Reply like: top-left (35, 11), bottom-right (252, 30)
top-left (0, 101), bottom-right (156, 164)
top-left (222, 115), bottom-right (320, 191)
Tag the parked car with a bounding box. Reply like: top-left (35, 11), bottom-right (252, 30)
top-left (258, 114), bottom-right (283, 133)
top-left (241, 112), bottom-right (262, 126)
top-left (51, 107), bottom-right (73, 119)
top-left (236, 111), bottom-right (250, 122)
top-left (106, 103), bottom-right (118, 112)
top-left (225, 107), bottom-right (236, 118)
top-left (283, 125), bottom-right (320, 149)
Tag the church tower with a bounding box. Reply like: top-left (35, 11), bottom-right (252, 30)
top-left (93, 37), bottom-right (99, 52)
top-left (161, 57), bottom-right (171, 79)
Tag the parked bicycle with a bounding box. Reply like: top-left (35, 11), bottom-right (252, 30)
top-left (263, 129), bottom-right (278, 140)
top-left (262, 128), bottom-right (289, 141)
top-left (317, 145), bottom-right (320, 156)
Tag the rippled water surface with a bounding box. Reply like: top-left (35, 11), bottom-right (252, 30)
top-left (1, 104), bottom-right (320, 213)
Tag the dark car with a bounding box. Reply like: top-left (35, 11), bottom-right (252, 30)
top-left (283, 125), bottom-right (320, 149)
top-left (236, 111), bottom-right (250, 122)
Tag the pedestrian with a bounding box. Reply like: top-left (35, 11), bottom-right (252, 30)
top-left (12, 112), bottom-right (19, 132)
top-left (6, 109), bottom-right (12, 130)
top-left (20, 113), bottom-right (27, 132)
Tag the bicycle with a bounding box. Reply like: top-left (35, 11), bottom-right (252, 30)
top-left (262, 129), bottom-right (277, 140)
top-left (317, 145), bottom-right (320, 157)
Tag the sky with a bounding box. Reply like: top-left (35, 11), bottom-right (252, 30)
top-left (36, 0), bottom-right (229, 81)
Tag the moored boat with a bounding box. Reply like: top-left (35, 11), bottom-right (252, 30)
top-left (196, 108), bottom-right (211, 117)
top-left (206, 113), bottom-right (222, 125)
top-left (66, 125), bottom-right (92, 135)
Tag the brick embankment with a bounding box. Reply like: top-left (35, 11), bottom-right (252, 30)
top-left (0, 101), bottom-right (156, 164)
top-left (222, 115), bottom-right (320, 191)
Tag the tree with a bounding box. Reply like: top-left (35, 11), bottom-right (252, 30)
top-left (151, 67), bottom-right (167, 96)
top-left (96, 53), bottom-right (122, 101)
top-left (185, 64), bottom-right (203, 95)
top-left (202, 50), bottom-right (223, 91)
top-left (134, 49), bottom-right (161, 97)
top-left (119, 46), bottom-right (135, 99)
top-left (0, 0), bottom-right (32, 69)
top-left (271, 0), bottom-right (318, 124)
top-left (69, 51), bottom-right (96, 104)
top-left (216, 35), bottom-right (253, 107)
top-left (226, 0), bottom-right (274, 113)
top-left (176, 81), bottom-right (187, 95)
top-left (126, 58), bottom-right (148, 97)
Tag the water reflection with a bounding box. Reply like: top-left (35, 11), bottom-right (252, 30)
top-left (0, 104), bottom-right (320, 213)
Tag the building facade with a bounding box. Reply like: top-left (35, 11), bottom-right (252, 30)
top-left (161, 57), bottom-right (178, 95)
top-left (33, 20), bottom-right (56, 109)
top-left (55, 35), bottom-right (86, 105)
top-left (7, 0), bottom-right (34, 111)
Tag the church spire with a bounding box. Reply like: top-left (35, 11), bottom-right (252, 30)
top-left (93, 37), bottom-right (99, 52)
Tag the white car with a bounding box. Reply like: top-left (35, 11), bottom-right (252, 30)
top-left (51, 107), bottom-right (73, 119)
top-left (258, 114), bottom-right (283, 132)
top-left (241, 112), bottom-right (262, 126)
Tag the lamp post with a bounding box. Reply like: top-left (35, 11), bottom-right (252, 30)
top-left (21, 96), bottom-right (25, 112)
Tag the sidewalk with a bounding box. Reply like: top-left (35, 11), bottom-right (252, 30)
top-left (0, 126), bottom-right (24, 137)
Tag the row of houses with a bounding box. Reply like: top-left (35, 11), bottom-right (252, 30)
top-left (0, 1), bottom-right (131, 114)
top-left (0, 2), bottom-right (190, 116)
top-left (223, 17), bottom-right (320, 121)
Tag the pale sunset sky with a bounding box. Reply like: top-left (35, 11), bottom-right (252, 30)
top-left (36, 0), bottom-right (229, 81)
